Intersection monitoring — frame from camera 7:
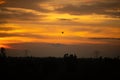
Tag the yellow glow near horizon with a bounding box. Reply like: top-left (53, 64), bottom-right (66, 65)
top-left (0, 22), bottom-right (120, 48)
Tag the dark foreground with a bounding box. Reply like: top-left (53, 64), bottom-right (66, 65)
top-left (0, 57), bottom-right (120, 80)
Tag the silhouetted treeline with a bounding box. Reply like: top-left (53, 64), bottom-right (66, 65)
top-left (0, 56), bottom-right (120, 80)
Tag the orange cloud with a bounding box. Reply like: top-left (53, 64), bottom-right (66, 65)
top-left (0, 0), bottom-right (5, 4)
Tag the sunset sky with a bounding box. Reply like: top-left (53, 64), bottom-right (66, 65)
top-left (0, 0), bottom-right (120, 57)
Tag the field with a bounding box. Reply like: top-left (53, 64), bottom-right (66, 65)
top-left (0, 57), bottom-right (120, 80)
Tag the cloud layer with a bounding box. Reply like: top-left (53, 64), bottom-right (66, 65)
top-left (0, 0), bottom-right (120, 47)
top-left (55, 0), bottom-right (120, 18)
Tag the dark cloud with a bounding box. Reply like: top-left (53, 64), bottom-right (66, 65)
top-left (0, 20), bottom-right (7, 24)
top-left (0, 8), bottom-right (8, 24)
top-left (2, 0), bottom-right (51, 12)
top-left (70, 27), bottom-right (102, 32)
top-left (55, 0), bottom-right (120, 18)
top-left (58, 18), bottom-right (72, 21)
top-left (89, 37), bottom-right (120, 40)
top-left (0, 32), bottom-right (19, 37)
top-left (0, 0), bottom-right (50, 24)
top-left (0, 7), bottom-right (47, 23)
top-left (0, 26), bottom-right (14, 31)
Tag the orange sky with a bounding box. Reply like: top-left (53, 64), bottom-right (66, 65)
top-left (0, 0), bottom-right (120, 48)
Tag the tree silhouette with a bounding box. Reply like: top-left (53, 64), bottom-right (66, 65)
top-left (0, 47), bottom-right (6, 58)
top-left (63, 53), bottom-right (78, 72)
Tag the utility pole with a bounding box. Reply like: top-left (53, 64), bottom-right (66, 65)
top-left (94, 50), bottom-right (99, 58)
top-left (24, 49), bottom-right (28, 57)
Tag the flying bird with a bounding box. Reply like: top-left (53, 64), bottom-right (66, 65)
top-left (62, 32), bottom-right (64, 34)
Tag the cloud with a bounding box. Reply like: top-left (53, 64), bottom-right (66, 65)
top-left (57, 18), bottom-right (73, 21)
top-left (0, 0), bottom-right (51, 24)
top-left (0, 32), bottom-right (19, 37)
top-left (2, 0), bottom-right (51, 12)
top-left (0, 0), bottom-right (5, 4)
top-left (0, 0), bottom-right (119, 26)
top-left (0, 31), bottom-right (48, 39)
top-left (89, 37), bottom-right (120, 40)
top-left (0, 7), bottom-right (47, 23)
top-left (0, 26), bottom-right (42, 38)
top-left (55, 0), bottom-right (120, 18)
top-left (0, 26), bottom-right (14, 31)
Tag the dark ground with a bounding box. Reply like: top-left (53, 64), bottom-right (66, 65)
top-left (0, 57), bottom-right (120, 80)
